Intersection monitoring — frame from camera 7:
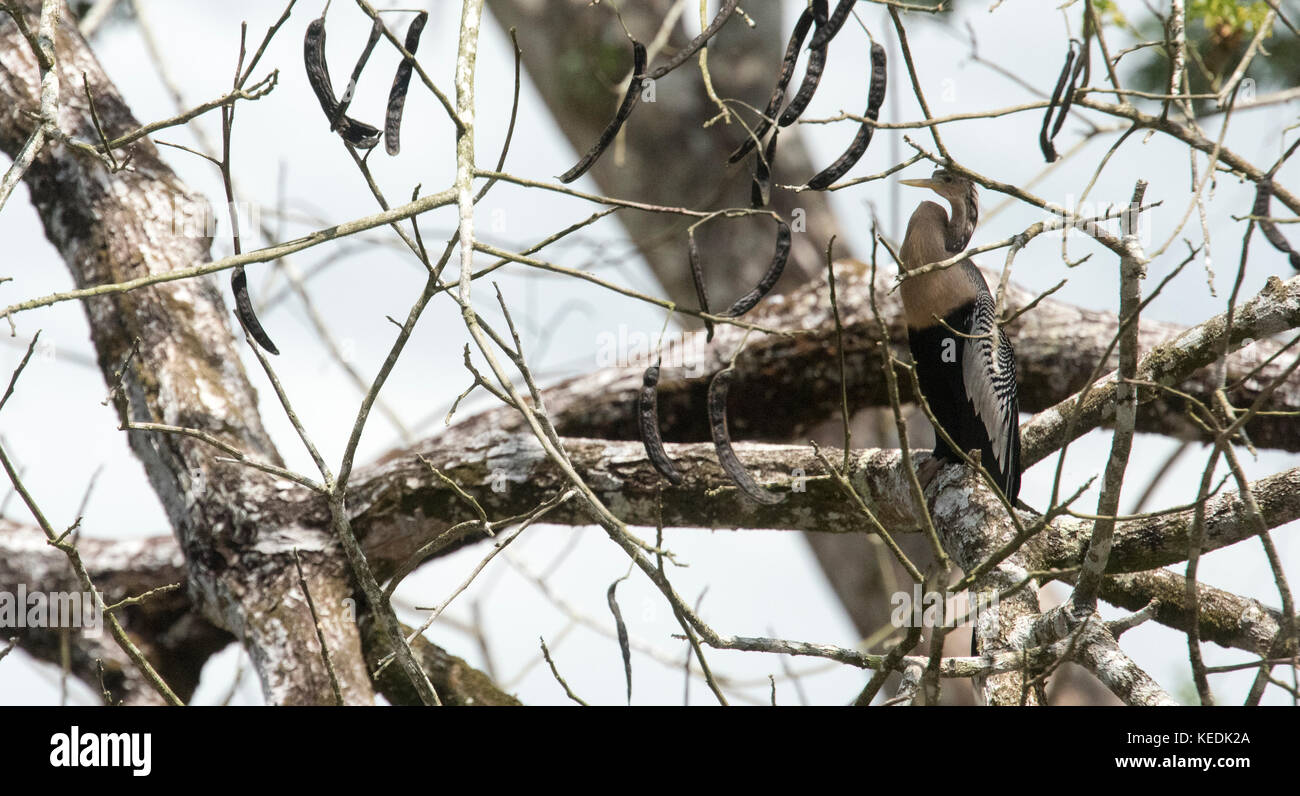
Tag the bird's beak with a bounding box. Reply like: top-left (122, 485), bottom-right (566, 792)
top-left (899, 178), bottom-right (938, 189)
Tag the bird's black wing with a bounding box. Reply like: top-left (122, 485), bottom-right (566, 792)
top-left (961, 289), bottom-right (1021, 500)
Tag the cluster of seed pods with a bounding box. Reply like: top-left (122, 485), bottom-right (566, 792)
top-left (234, 10), bottom-right (430, 356)
top-left (641, 10), bottom-right (888, 503)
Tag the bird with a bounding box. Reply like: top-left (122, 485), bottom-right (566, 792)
top-left (896, 168), bottom-right (1021, 501)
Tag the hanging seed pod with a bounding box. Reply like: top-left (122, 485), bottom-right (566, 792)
top-left (606, 578), bottom-right (633, 704)
top-left (1039, 40), bottom-right (1085, 163)
top-left (558, 40), bottom-right (647, 183)
top-left (1256, 179), bottom-right (1300, 270)
top-left (728, 4), bottom-right (817, 163)
top-left (1050, 49), bottom-right (1086, 140)
top-left (721, 219), bottom-right (791, 317)
top-left (638, 364), bottom-right (684, 486)
top-left (708, 367), bottom-right (784, 505)
top-left (231, 267), bottom-right (279, 355)
top-left (304, 17), bottom-right (337, 114)
top-left (751, 127), bottom-right (779, 208)
top-left (806, 40), bottom-right (886, 190)
top-left (777, 16), bottom-right (828, 128)
top-left (646, 0), bottom-right (742, 80)
top-left (687, 234), bottom-right (715, 343)
top-left (304, 15), bottom-right (382, 149)
top-left (808, 0), bottom-right (854, 50)
top-left (331, 18), bottom-right (384, 131)
top-left (385, 11), bottom-right (428, 155)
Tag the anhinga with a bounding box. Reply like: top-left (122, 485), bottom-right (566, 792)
top-left (897, 169), bottom-right (1022, 501)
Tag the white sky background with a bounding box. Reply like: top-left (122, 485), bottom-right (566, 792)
top-left (0, 0), bottom-right (1296, 705)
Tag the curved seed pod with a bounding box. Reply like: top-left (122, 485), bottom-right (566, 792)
top-left (808, 0), bottom-right (855, 50)
top-left (867, 38), bottom-right (888, 113)
top-left (1256, 180), bottom-right (1300, 270)
top-left (638, 365), bottom-right (683, 485)
top-left (687, 235), bottom-right (714, 343)
top-left (231, 267), bottom-right (279, 355)
top-left (1050, 46), bottom-right (1087, 141)
top-left (807, 41), bottom-right (886, 190)
top-left (558, 40), bottom-right (646, 183)
top-left (385, 11), bottom-right (429, 155)
top-left (777, 24), bottom-right (828, 128)
top-left (1039, 41), bottom-right (1079, 163)
top-left (812, 0), bottom-right (829, 26)
top-left (722, 219), bottom-right (791, 317)
top-left (304, 17), bottom-right (337, 115)
top-left (728, 5), bottom-right (816, 163)
top-left (751, 126), bottom-right (779, 207)
top-left (606, 579), bottom-right (633, 703)
top-left (304, 16), bottom-right (382, 149)
top-left (646, 0), bottom-right (741, 80)
top-left (708, 367), bottom-right (784, 505)
top-left (332, 18), bottom-right (384, 131)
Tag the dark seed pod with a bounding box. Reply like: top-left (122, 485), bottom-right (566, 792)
top-left (646, 0), bottom-right (741, 80)
top-left (806, 41), bottom-right (886, 190)
top-left (867, 38), bottom-right (887, 111)
top-left (808, 0), bottom-right (854, 50)
top-left (558, 40), bottom-right (647, 183)
top-left (721, 219), bottom-right (791, 317)
top-left (1040, 40), bottom-right (1085, 163)
top-left (304, 17), bottom-right (336, 114)
top-left (728, 5), bottom-right (816, 163)
top-left (638, 364), bottom-right (684, 486)
top-left (332, 18), bottom-right (384, 131)
top-left (687, 235), bottom-right (714, 343)
top-left (708, 367), bottom-right (784, 505)
top-left (606, 579), bottom-right (633, 704)
top-left (1256, 179), bottom-right (1300, 270)
top-left (1051, 49), bottom-right (1086, 140)
top-left (778, 20), bottom-right (828, 128)
top-left (304, 16), bottom-right (382, 149)
top-left (231, 267), bottom-right (279, 355)
top-left (385, 11), bottom-right (428, 155)
top-left (751, 126), bottom-right (779, 208)
top-left (337, 117), bottom-right (382, 149)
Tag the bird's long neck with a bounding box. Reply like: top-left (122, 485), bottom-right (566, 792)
top-left (899, 200), bottom-right (982, 329)
top-left (944, 184), bottom-right (978, 253)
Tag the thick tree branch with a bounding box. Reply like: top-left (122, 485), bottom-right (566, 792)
top-left (497, 267), bottom-right (1300, 454)
top-left (0, 518), bottom-right (229, 704)
top-left (0, 518), bottom-right (521, 705)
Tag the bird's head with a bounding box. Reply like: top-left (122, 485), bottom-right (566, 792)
top-left (899, 168), bottom-right (973, 204)
top-left (900, 168), bottom-right (979, 253)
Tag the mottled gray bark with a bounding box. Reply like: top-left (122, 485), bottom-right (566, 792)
top-left (0, 2), bottom-right (370, 704)
top-left (0, 518), bottom-right (517, 705)
top-left (0, 519), bottom-right (229, 704)
top-left (533, 268), bottom-right (1300, 453)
